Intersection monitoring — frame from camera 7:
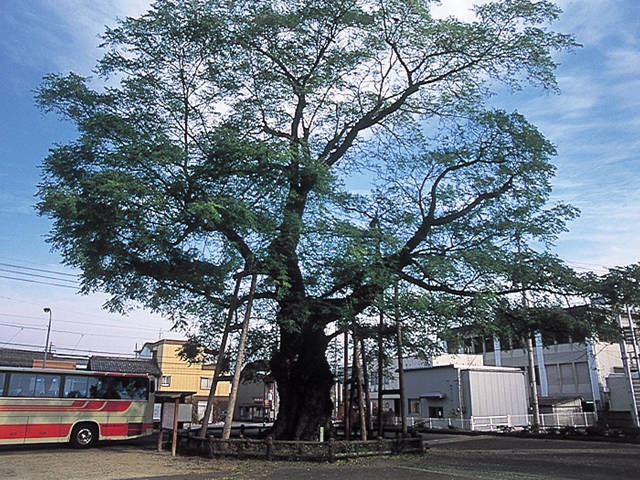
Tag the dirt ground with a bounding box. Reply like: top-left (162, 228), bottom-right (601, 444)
top-left (0, 440), bottom-right (380, 480)
top-left (2, 433), bottom-right (640, 480)
top-left (0, 441), bottom-right (215, 480)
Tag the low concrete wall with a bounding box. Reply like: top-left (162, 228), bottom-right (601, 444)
top-left (199, 436), bottom-right (427, 462)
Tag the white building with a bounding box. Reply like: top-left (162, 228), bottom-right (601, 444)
top-left (440, 310), bottom-right (640, 427)
top-left (404, 364), bottom-right (529, 431)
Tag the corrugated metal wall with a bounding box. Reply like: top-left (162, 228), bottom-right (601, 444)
top-left (466, 369), bottom-right (528, 417)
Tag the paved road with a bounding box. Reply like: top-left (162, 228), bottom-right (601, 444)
top-left (1, 433), bottom-right (639, 480)
top-left (259, 434), bottom-right (640, 480)
top-left (387, 433), bottom-right (640, 480)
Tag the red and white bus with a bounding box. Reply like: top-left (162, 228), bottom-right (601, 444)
top-left (0, 366), bottom-right (154, 448)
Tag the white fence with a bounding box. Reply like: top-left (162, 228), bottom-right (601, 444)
top-left (398, 412), bottom-right (597, 432)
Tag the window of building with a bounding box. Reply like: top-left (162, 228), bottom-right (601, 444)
top-left (560, 363), bottom-right (576, 392)
top-left (408, 398), bottom-right (420, 415)
top-left (575, 362), bottom-right (591, 392)
top-left (200, 376), bottom-right (212, 390)
top-left (483, 336), bottom-right (495, 353)
top-left (161, 375), bottom-right (171, 387)
top-left (428, 406), bottom-right (444, 418)
top-left (546, 364), bottom-right (560, 395)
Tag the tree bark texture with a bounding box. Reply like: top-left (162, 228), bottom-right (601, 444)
top-left (270, 324), bottom-right (334, 440)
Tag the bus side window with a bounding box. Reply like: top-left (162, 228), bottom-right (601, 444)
top-left (34, 375), bottom-right (61, 397)
top-left (0, 373), bottom-right (5, 396)
top-left (87, 377), bottom-right (99, 398)
top-left (64, 376), bottom-right (88, 398)
top-left (118, 378), bottom-right (145, 400)
top-left (127, 378), bottom-right (148, 400)
top-left (8, 373), bottom-right (36, 397)
top-left (47, 377), bottom-right (60, 397)
top-left (91, 376), bottom-right (118, 399)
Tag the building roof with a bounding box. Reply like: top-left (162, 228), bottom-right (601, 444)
top-left (405, 364), bottom-right (525, 373)
top-left (0, 347), bottom-right (42, 367)
top-left (0, 348), bottom-right (160, 376)
top-left (139, 338), bottom-right (187, 351)
top-left (88, 356), bottom-right (162, 377)
top-left (0, 347), bottom-right (88, 369)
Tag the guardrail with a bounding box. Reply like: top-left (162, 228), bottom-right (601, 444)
top-left (396, 412), bottom-right (597, 432)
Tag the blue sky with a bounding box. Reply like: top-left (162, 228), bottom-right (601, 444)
top-left (0, 1), bottom-right (638, 355)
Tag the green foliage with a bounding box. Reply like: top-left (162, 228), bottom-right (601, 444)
top-left (494, 304), bottom-right (620, 344)
top-left (582, 264), bottom-right (640, 309)
top-left (36, 0), bottom-right (583, 438)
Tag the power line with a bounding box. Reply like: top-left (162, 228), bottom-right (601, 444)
top-left (0, 262), bottom-right (77, 278)
top-left (0, 340), bottom-right (138, 357)
top-left (0, 312), bottom-right (166, 334)
top-left (0, 274), bottom-right (78, 289)
top-left (0, 267), bottom-right (77, 284)
top-left (0, 321), bottom-right (46, 331)
top-left (0, 258), bottom-right (79, 289)
top-left (0, 321), bottom-right (155, 340)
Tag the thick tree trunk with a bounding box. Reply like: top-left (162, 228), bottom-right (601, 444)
top-left (270, 324), bottom-right (334, 440)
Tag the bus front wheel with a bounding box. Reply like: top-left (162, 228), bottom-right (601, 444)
top-left (70, 423), bottom-right (98, 448)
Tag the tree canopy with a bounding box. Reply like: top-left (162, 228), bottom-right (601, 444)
top-left (37, 0), bottom-right (579, 439)
top-left (583, 264), bottom-right (640, 310)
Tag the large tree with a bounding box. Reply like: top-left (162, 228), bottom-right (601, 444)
top-left (36, 0), bottom-right (578, 439)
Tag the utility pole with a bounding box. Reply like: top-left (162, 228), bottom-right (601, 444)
top-left (43, 307), bottom-right (52, 368)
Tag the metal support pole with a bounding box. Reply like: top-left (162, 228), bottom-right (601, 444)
top-left (394, 284), bottom-right (407, 436)
top-left (617, 312), bottom-right (640, 427)
top-left (222, 273), bottom-right (257, 440)
top-left (377, 308), bottom-right (384, 438)
top-left (352, 331), bottom-right (367, 440)
top-left (585, 338), bottom-right (601, 416)
top-left (343, 330), bottom-right (350, 440)
top-left (200, 273), bottom-right (243, 435)
top-left (534, 332), bottom-right (548, 397)
top-left (626, 305), bottom-right (640, 372)
top-left (527, 334), bottom-right (541, 431)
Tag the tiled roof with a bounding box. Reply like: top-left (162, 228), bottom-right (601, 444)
top-left (0, 347), bottom-right (88, 369)
top-left (89, 356), bottom-right (161, 377)
top-left (0, 348), bottom-right (43, 367)
top-left (0, 348), bottom-right (160, 376)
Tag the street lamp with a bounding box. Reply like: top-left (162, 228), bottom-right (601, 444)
top-left (43, 307), bottom-right (52, 368)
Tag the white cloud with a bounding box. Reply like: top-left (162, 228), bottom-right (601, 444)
top-left (606, 48), bottom-right (640, 79)
top-left (1, 1), bottom-right (151, 75)
top-left (430, 0), bottom-right (484, 21)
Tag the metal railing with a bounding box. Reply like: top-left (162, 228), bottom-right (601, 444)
top-left (397, 412), bottom-right (597, 432)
